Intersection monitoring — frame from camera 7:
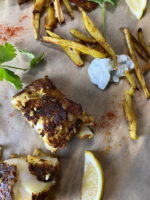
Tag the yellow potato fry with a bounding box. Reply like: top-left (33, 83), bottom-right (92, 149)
top-left (53, 0), bottom-right (65, 24)
top-left (137, 28), bottom-right (150, 57)
top-left (142, 61), bottom-right (150, 73)
top-left (46, 30), bottom-right (83, 66)
top-left (123, 28), bottom-right (150, 99)
top-left (130, 33), bottom-right (149, 62)
top-left (93, 44), bottom-right (107, 55)
top-left (45, 6), bottom-right (57, 30)
top-left (124, 70), bottom-right (136, 95)
top-left (43, 0), bottom-right (52, 8)
top-left (63, 0), bottom-right (74, 19)
top-left (43, 36), bottom-right (108, 58)
top-left (79, 7), bottom-right (117, 69)
top-left (123, 91), bottom-right (137, 140)
top-left (70, 28), bottom-right (97, 44)
top-left (33, 0), bottom-right (45, 39)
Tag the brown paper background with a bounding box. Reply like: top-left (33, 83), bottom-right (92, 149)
top-left (0, 0), bottom-right (150, 199)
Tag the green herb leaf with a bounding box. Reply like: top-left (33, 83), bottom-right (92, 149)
top-left (30, 53), bottom-right (44, 68)
top-left (0, 67), bottom-right (22, 90)
top-left (0, 42), bottom-right (17, 64)
top-left (104, 0), bottom-right (117, 7)
top-left (20, 49), bottom-right (44, 67)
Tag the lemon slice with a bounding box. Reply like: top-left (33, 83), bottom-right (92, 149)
top-left (81, 151), bottom-right (104, 200)
top-left (125, 0), bottom-right (147, 20)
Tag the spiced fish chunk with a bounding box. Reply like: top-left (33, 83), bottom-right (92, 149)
top-left (11, 77), bottom-right (94, 153)
top-left (0, 150), bottom-right (59, 200)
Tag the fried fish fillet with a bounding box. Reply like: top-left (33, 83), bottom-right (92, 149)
top-left (11, 77), bottom-right (94, 153)
top-left (0, 150), bottom-right (59, 200)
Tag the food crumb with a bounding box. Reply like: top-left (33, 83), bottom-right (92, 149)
top-left (105, 131), bottom-right (111, 136)
top-left (107, 112), bottom-right (117, 120)
top-left (19, 15), bottom-right (28, 23)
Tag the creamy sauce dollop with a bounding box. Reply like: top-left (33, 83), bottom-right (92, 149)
top-left (88, 55), bottom-right (134, 90)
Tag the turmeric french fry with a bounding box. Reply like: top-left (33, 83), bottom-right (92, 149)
top-left (43, 0), bottom-right (52, 9)
top-left (142, 61), bottom-right (150, 73)
top-left (124, 70), bottom-right (136, 95)
top-left (79, 7), bottom-right (117, 69)
top-left (53, 0), bottom-right (65, 24)
top-left (137, 28), bottom-right (150, 57)
top-left (45, 6), bottom-right (57, 30)
top-left (43, 36), bottom-right (108, 58)
top-left (123, 28), bottom-right (150, 99)
top-left (46, 30), bottom-right (83, 66)
top-left (123, 91), bottom-right (137, 140)
top-left (33, 0), bottom-right (45, 39)
top-left (70, 28), bottom-right (97, 44)
top-left (63, 0), bottom-right (74, 19)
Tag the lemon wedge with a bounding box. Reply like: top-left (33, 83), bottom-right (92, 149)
top-left (81, 151), bottom-right (104, 200)
top-left (125, 0), bottom-right (147, 20)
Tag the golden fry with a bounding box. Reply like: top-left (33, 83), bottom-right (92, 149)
top-left (33, 0), bottom-right (45, 39)
top-left (70, 28), bottom-right (97, 44)
top-left (79, 7), bottom-right (117, 69)
top-left (45, 6), bottom-right (57, 30)
top-left (63, 0), bottom-right (74, 19)
top-left (46, 30), bottom-right (83, 66)
top-left (124, 70), bottom-right (136, 95)
top-left (53, 0), bottom-right (65, 24)
top-left (43, 0), bottom-right (52, 8)
top-left (123, 28), bottom-right (150, 99)
top-left (130, 33), bottom-right (149, 62)
top-left (123, 91), bottom-right (137, 140)
top-left (142, 61), bottom-right (150, 73)
top-left (43, 36), bottom-right (108, 58)
top-left (93, 44), bottom-right (107, 55)
top-left (137, 28), bottom-right (150, 57)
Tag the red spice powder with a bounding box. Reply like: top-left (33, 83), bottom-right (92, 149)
top-left (0, 15), bottom-right (27, 43)
top-left (107, 112), bottom-right (117, 120)
top-left (9, 113), bottom-right (14, 117)
top-left (100, 121), bottom-right (110, 129)
top-left (19, 15), bottom-right (28, 23)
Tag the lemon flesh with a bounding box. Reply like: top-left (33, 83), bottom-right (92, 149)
top-left (125, 0), bottom-right (147, 19)
top-left (81, 151), bottom-right (104, 200)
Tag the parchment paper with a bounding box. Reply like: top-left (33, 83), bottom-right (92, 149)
top-left (0, 0), bottom-right (150, 199)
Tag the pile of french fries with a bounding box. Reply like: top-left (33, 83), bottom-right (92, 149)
top-left (43, 7), bottom-right (117, 68)
top-left (121, 28), bottom-right (150, 140)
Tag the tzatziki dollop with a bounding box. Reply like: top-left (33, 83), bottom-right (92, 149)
top-left (88, 55), bottom-right (134, 90)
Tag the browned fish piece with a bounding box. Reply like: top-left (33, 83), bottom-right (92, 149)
top-left (69, 0), bottom-right (97, 11)
top-left (0, 163), bottom-right (17, 200)
top-left (11, 76), bottom-right (94, 153)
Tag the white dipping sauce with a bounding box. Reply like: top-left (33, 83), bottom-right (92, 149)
top-left (88, 55), bottom-right (134, 90)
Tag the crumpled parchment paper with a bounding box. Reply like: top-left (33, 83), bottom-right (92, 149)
top-left (0, 0), bottom-right (150, 199)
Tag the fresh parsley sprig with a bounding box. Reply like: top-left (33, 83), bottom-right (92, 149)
top-left (88, 0), bottom-right (117, 38)
top-left (0, 42), bottom-right (44, 90)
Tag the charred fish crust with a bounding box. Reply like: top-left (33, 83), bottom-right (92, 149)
top-left (0, 163), bottom-right (17, 200)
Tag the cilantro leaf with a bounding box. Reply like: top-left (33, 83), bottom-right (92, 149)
top-left (0, 42), bottom-right (17, 64)
top-left (20, 49), bottom-right (44, 67)
top-left (0, 67), bottom-right (22, 90)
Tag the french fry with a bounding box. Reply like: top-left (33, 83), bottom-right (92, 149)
top-left (63, 0), bottom-right (74, 19)
top-left (124, 70), bottom-right (136, 95)
top-left (123, 90), bottom-right (137, 140)
top-left (79, 7), bottom-right (117, 69)
top-left (123, 28), bottom-right (150, 99)
top-left (33, 0), bottom-right (45, 39)
top-left (70, 28), bottom-right (97, 44)
top-left (45, 6), bottom-right (57, 30)
top-left (130, 33), bottom-right (149, 62)
top-left (137, 28), bottom-right (150, 57)
top-left (43, 36), bottom-right (108, 58)
top-left (53, 0), bottom-right (65, 24)
top-left (43, 0), bottom-right (52, 8)
top-left (93, 44), bottom-right (107, 55)
top-left (142, 61), bottom-right (150, 73)
top-left (46, 30), bottom-right (83, 66)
